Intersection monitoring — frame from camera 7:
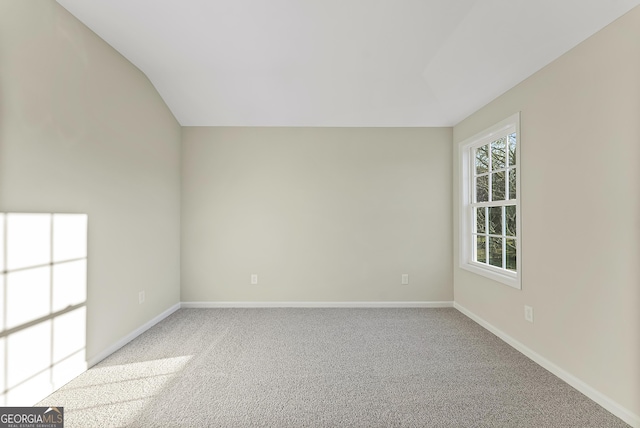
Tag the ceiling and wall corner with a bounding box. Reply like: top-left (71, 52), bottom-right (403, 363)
top-left (55, 0), bottom-right (640, 127)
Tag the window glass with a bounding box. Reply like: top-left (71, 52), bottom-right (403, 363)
top-left (508, 133), bottom-right (516, 166)
top-left (476, 176), bottom-right (489, 202)
top-left (476, 236), bottom-right (487, 264)
top-left (476, 145), bottom-right (489, 174)
top-left (506, 205), bottom-right (516, 237)
top-left (491, 172), bottom-right (505, 201)
top-left (506, 239), bottom-right (517, 271)
top-left (489, 237), bottom-right (503, 268)
top-left (491, 138), bottom-right (506, 170)
top-left (476, 207), bottom-right (486, 234)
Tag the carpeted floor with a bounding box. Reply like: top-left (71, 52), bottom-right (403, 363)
top-left (38, 308), bottom-right (628, 427)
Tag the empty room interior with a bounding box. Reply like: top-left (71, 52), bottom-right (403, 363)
top-left (1, 0), bottom-right (639, 427)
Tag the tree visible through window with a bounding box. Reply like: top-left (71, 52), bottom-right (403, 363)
top-left (460, 113), bottom-right (520, 289)
top-left (473, 133), bottom-right (516, 270)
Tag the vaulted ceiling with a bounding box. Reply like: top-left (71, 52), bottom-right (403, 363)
top-left (56, 0), bottom-right (640, 127)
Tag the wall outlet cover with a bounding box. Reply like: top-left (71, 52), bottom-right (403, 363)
top-left (524, 305), bottom-right (534, 323)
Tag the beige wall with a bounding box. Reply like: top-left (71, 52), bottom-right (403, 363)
top-left (0, 2), bottom-right (181, 362)
top-left (182, 127), bottom-right (452, 302)
top-left (453, 7), bottom-right (640, 417)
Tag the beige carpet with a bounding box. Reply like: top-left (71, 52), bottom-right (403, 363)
top-left (38, 308), bottom-right (628, 427)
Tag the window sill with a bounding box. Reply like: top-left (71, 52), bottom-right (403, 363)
top-left (460, 262), bottom-right (521, 289)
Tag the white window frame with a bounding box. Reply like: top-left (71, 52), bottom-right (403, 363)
top-left (459, 112), bottom-right (521, 289)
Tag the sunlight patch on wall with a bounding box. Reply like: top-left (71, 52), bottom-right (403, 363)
top-left (0, 213), bottom-right (88, 406)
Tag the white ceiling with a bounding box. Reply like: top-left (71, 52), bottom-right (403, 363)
top-left (56, 0), bottom-right (640, 127)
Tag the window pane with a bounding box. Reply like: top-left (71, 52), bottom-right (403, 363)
top-left (508, 133), bottom-right (516, 166)
top-left (489, 237), bottom-right (503, 268)
top-left (509, 168), bottom-right (517, 200)
top-left (476, 175), bottom-right (488, 202)
top-left (475, 145), bottom-right (489, 174)
top-left (488, 206), bottom-right (502, 235)
top-left (476, 207), bottom-right (486, 233)
top-left (506, 205), bottom-right (516, 237)
top-left (491, 137), bottom-right (506, 170)
top-left (476, 235), bottom-right (487, 264)
top-left (491, 171), bottom-right (505, 201)
top-left (506, 238), bottom-right (517, 271)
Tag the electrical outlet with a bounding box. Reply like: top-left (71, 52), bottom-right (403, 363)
top-left (251, 274), bottom-right (258, 285)
top-left (524, 305), bottom-right (533, 323)
top-left (139, 291), bottom-right (145, 304)
top-left (401, 274), bottom-right (409, 285)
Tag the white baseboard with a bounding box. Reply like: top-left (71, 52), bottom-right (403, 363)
top-left (454, 302), bottom-right (640, 428)
top-left (87, 303), bottom-right (181, 367)
top-left (181, 301), bottom-right (454, 309)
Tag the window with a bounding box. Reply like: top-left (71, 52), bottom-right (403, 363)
top-left (459, 113), bottom-right (521, 289)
